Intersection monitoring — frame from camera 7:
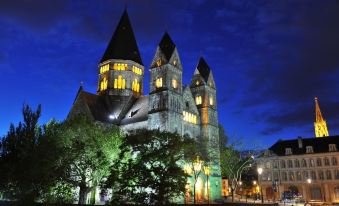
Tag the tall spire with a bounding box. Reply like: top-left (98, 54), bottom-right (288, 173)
top-left (100, 10), bottom-right (143, 65)
top-left (196, 57), bottom-right (211, 83)
top-left (314, 97), bottom-right (329, 138)
top-left (158, 32), bottom-right (176, 61)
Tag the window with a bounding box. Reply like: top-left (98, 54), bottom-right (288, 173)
top-left (289, 172), bottom-right (295, 181)
top-left (195, 96), bottom-right (202, 105)
top-left (302, 159), bottom-right (307, 167)
top-left (282, 172), bottom-right (287, 181)
top-left (281, 160), bottom-right (286, 168)
top-left (324, 157), bottom-right (330, 166)
top-left (316, 158), bottom-right (322, 167)
top-left (303, 171), bottom-right (309, 180)
top-left (183, 111), bottom-right (197, 124)
top-left (196, 80), bottom-right (200, 86)
top-left (273, 172), bottom-right (279, 180)
top-left (319, 171), bottom-right (324, 180)
top-left (100, 77), bottom-right (108, 91)
top-left (100, 64), bottom-right (109, 74)
top-left (156, 59), bottom-right (162, 67)
top-left (273, 161), bottom-right (279, 169)
top-left (132, 79), bottom-right (140, 93)
top-left (114, 75), bottom-right (126, 89)
top-left (311, 171), bottom-right (317, 180)
top-left (296, 171), bottom-right (302, 181)
top-left (335, 170), bottom-right (339, 179)
top-left (156, 78), bottom-right (163, 88)
top-left (132, 66), bottom-right (142, 75)
top-left (288, 160), bottom-right (293, 168)
top-left (209, 96), bottom-right (214, 106)
top-left (113, 63), bottom-right (127, 70)
top-left (326, 170), bottom-right (332, 180)
top-left (332, 157), bottom-right (338, 166)
top-left (294, 159), bottom-right (300, 167)
top-left (309, 159), bottom-right (315, 167)
top-left (306, 146), bottom-right (314, 153)
top-left (285, 148), bottom-right (292, 155)
top-left (172, 79), bottom-right (178, 89)
top-left (329, 144), bottom-right (337, 152)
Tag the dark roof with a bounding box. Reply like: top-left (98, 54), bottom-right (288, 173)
top-left (196, 57), bottom-right (211, 82)
top-left (121, 96), bottom-right (149, 125)
top-left (100, 10), bottom-right (143, 65)
top-left (159, 32), bottom-right (176, 61)
top-left (269, 135), bottom-right (339, 156)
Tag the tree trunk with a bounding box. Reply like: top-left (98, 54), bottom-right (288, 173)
top-left (193, 182), bottom-right (196, 204)
top-left (231, 188), bottom-right (234, 202)
top-left (79, 185), bottom-right (89, 205)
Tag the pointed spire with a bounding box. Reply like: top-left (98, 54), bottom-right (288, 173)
top-left (314, 97), bottom-right (329, 137)
top-left (158, 32), bottom-right (176, 61)
top-left (196, 57), bottom-right (211, 83)
top-left (100, 10), bottom-right (143, 65)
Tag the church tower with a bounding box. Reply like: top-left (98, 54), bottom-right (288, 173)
top-left (148, 32), bottom-right (183, 133)
top-left (314, 97), bottom-right (329, 137)
top-left (97, 10), bottom-right (144, 123)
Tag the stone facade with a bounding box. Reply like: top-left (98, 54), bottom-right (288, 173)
top-left (68, 10), bottom-right (222, 203)
top-left (256, 136), bottom-right (339, 203)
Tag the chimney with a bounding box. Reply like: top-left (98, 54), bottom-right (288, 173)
top-left (298, 136), bottom-right (303, 149)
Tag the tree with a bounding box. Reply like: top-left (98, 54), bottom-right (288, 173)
top-left (218, 124), bottom-right (228, 152)
top-left (55, 115), bottom-right (122, 204)
top-left (220, 145), bottom-right (254, 202)
top-left (107, 129), bottom-right (196, 205)
top-left (0, 105), bottom-right (61, 203)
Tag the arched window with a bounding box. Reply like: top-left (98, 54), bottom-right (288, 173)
top-left (113, 63), bottom-right (127, 70)
top-left (281, 160), bottom-right (286, 168)
top-left (311, 171), bottom-right (317, 180)
top-left (319, 171), bottom-right (324, 180)
top-left (310, 159), bottom-right (315, 167)
top-left (289, 172), bottom-right (295, 181)
top-left (172, 79), bottom-right (178, 89)
top-left (209, 96), bottom-right (214, 106)
top-left (303, 171), bottom-right (308, 180)
top-left (100, 77), bottom-right (108, 91)
top-left (156, 78), bottom-right (162, 88)
top-left (288, 160), bottom-right (293, 168)
top-left (195, 96), bottom-right (202, 105)
top-left (100, 64), bottom-right (109, 74)
top-left (316, 158), bottom-right (322, 166)
top-left (301, 159), bottom-right (307, 167)
top-left (324, 157), bottom-right (330, 166)
top-left (282, 172), bottom-right (287, 181)
top-left (294, 159), bottom-right (300, 167)
top-left (296, 171), bottom-right (302, 181)
top-left (132, 79), bottom-right (140, 93)
top-left (114, 75), bottom-right (126, 89)
top-left (326, 170), bottom-right (332, 180)
top-left (332, 157), bottom-right (337, 166)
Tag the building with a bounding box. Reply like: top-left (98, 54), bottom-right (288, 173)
top-left (256, 98), bottom-right (339, 203)
top-left (68, 10), bottom-right (222, 203)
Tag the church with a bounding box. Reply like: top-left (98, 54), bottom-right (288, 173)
top-left (68, 10), bottom-right (222, 203)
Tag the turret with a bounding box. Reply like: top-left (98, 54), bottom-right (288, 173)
top-left (314, 97), bottom-right (329, 137)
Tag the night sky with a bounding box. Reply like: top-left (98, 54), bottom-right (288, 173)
top-left (1, 0), bottom-right (339, 148)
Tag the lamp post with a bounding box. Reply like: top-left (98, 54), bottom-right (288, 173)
top-left (257, 167), bottom-right (264, 203)
top-left (193, 156), bottom-right (203, 204)
top-left (203, 165), bottom-right (211, 204)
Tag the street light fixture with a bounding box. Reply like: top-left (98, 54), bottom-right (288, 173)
top-left (307, 178), bottom-right (312, 184)
top-left (257, 167), bottom-right (264, 203)
top-left (203, 165), bottom-right (211, 204)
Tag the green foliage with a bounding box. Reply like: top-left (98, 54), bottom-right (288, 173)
top-left (54, 115), bottom-right (122, 204)
top-left (220, 145), bottom-right (254, 202)
top-left (218, 124), bottom-right (228, 152)
top-left (107, 129), bottom-right (196, 205)
top-left (40, 182), bottom-right (75, 204)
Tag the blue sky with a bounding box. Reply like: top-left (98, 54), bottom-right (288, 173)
top-left (1, 0), bottom-right (339, 148)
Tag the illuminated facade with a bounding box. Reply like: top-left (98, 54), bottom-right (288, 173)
top-left (257, 136), bottom-right (339, 203)
top-left (314, 97), bottom-right (329, 138)
top-left (68, 10), bottom-right (221, 203)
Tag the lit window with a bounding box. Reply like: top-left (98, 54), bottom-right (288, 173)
top-left (183, 111), bottom-right (197, 124)
top-left (100, 77), bottom-right (108, 91)
top-left (195, 96), bottom-right (202, 105)
top-left (209, 96), bottom-right (214, 106)
top-left (114, 75), bottom-right (126, 89)
top-left (196, 81), bottom-right (200, 86)
top-left (172, 79), bottom-right (177, 89)
top-left (306, 146), bottom-right (314, 153)
top-left (329, 144), bottom-right (337, 152)
top-left (113, 63), bottom-right (127, 71)
top-left (173, 60), bottom-right (177, 65)
top-left (132, 66), bottom-right (142, 75)
top-left (132, 79), bottom-right (140, 93)
top-left (99, 64), bottom-right (109, 74)
top-left (156, 78), bottom-right (162, 88)
top-left (156, 59), bottom-right (162, 67)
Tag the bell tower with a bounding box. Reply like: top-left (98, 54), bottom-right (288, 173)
top-left (148, 32), bottom-right (183, 134)
top-left (314, 97), bottom-right (329, 138)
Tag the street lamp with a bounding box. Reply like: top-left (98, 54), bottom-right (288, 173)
top-left (307, 178), bottom-right (312, 184)
top-left (203, 165), bottom-right (211, 204)
top-left (257, 167), bottom-right (264, 203)
top-left (193, 156), bottom-right (203, 204)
